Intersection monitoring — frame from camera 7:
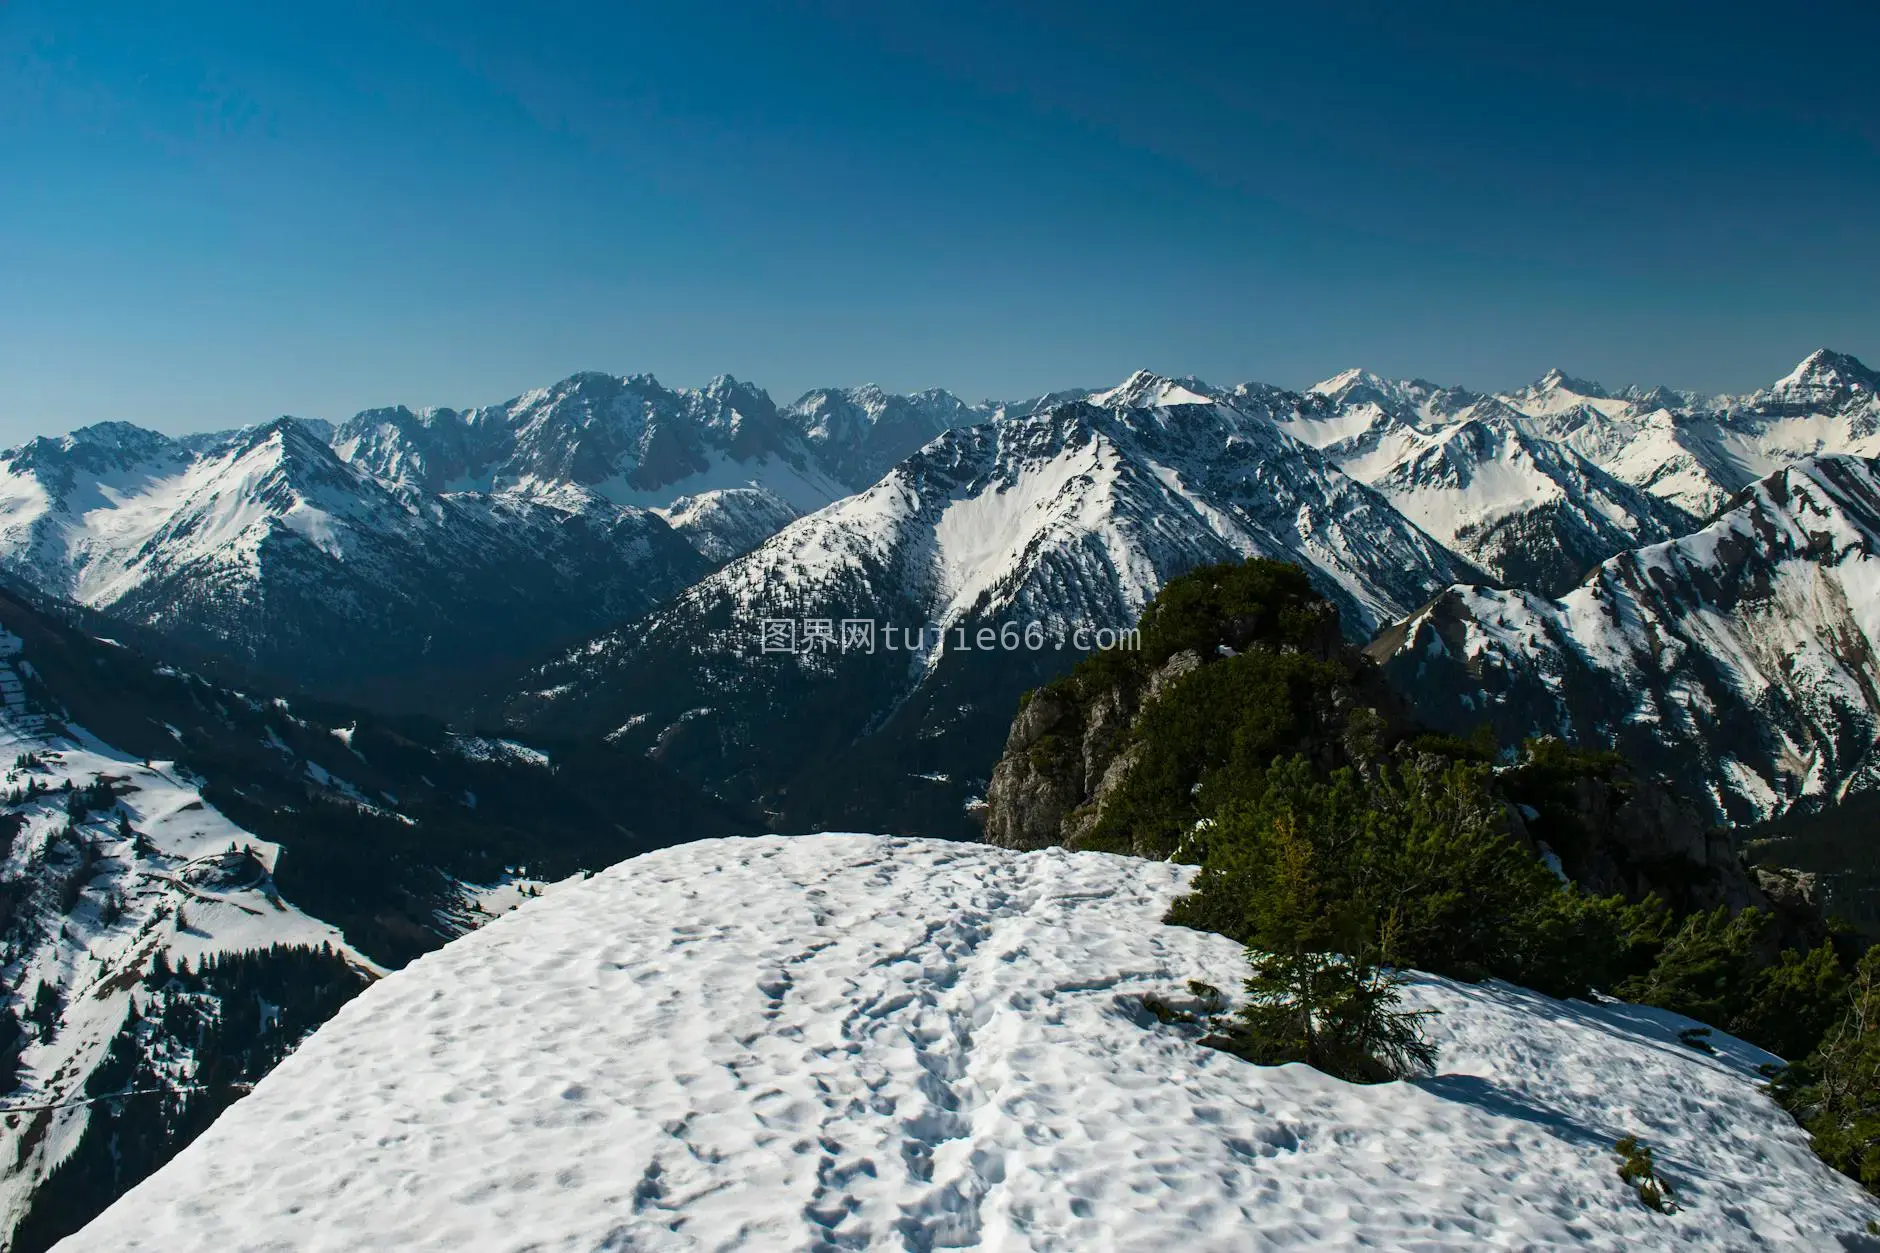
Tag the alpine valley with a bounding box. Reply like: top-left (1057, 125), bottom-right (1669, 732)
top-left (6, 348), bottom-right (1880, 1247)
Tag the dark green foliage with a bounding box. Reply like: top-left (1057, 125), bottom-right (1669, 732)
top-left (1172, 757), bottom-right (1439, 1082)
top-left (1735, 942), bottom-right (1850, 1062)
top-left (1169, 753), bottom-right (1605, 992)
top-left (1618, 906), bottom-right (1768, 1026)
top-left (1772, 948), bottom-right (1880, 1195)
top-left (9, 943), bottom-right (368, 1253)
top-left (63, 778), bottom-right (113, 822)
top-left (1613, 908), bottom-right (1850, 1061)
top-left (1084, 651), bottom-right (1351, 856)
top-left (0, 1006), bottom-right (22, 1092)
top-left (25, 981), bottom-right (59, 1032)
top-left (1500, 888), bottom-right (1670, 1001)
top-left (1614, 1136), bottom-right (1677, 1213)
top-left (1407, 724), bottom-right (1502, 765)
top-left (1014, 559), bottom-right (1375, 859)
top-left (1133, 560), bottom-right (1335, 662)
top-left (1081, 558), bottom-right (1339, 689)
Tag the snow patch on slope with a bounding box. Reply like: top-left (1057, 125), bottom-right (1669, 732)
top-left (64, 835), bottom-right (1878, 1251)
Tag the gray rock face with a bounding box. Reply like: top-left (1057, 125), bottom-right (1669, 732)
top-left (983, 649), bottom-right (1202, 852)
top-left (981, 687), bottom-right (1085, 851)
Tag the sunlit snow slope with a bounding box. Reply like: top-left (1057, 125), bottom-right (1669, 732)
top-left (63, 835), bottom-right (1878, 1252)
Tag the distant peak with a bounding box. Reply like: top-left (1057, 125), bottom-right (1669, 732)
top-left (1307, 367), bottom-right (1382, 397)
top-left (1089, 370), bottom-right (1216, 409)
top-left (64, 420), bottom-right (178, 453)
top-left (226, 415), bottom-right (342, 461)
top-left (1772, 348), bottom-right (1878, 394)
top-left (1534, 368), bottom-right (1608, 398)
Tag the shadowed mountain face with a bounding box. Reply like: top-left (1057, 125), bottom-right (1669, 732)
top-left (0, 417), bottom-right (710, 708)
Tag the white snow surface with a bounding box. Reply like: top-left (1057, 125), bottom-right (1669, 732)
top-left (64, 834), bottom-right (1877, 1252)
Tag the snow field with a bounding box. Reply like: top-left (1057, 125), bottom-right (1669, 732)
top-left (63, 834), bottom-right (1880, 1251)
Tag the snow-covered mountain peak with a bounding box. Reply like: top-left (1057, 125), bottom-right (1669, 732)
top-left (57, 422), bottom-right (183, 460)
top-left (1306, 366), bottom-right (1379, 396)
top-left (1770, 348), bottom-right (1878, 397)
top-left (1087, 370), bottom-right (1218, 409)
top-left (1375, 452), bottom-right (1880, 823)
top-left (780, 385), bottom-right (993, 492)
top-left (1536, 366), bottom-right (1608, 397)
top-left (3, 424), bottom-right (188, 489)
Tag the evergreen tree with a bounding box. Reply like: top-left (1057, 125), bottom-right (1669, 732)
top-left (26, 980), bottom-right (59, 1031)
top-left (1618, 905), bottom-right (1766, 1028)
top-left (1735, 942), bottom-right (1849, 1062)
top-left (1181, 761), bottom-right (1438, 1082)
top-left (1776, 948), bottom-right (1880, 1192)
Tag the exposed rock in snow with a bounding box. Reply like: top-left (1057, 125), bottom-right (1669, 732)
top-left (784, 384), bottom-right (997, 492)
top-left (1291, 350), bottom-right (1880, 572)
top-left (60, 835), bottom-right (1880, 1251)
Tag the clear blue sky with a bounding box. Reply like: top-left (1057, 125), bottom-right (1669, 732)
top-left (2, 1), bottom-right (1876, 441)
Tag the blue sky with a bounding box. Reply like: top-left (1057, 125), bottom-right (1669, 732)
top-left (2, 1), bottom-right (1876, 441)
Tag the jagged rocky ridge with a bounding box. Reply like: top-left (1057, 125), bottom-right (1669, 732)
top-left (0, 419), bottom-right (709, 708)
top-left (3, 350), bottom-right (1877, 827)
top-left (1371, 454), bottom-right (1880, 828)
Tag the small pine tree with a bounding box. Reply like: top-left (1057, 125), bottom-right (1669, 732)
top-left (1615, 1136), bottom-right (1677, 1212)
top-left (26, 980), bottom-right (59, 1031)
top-left (1197, 801), bottom-right (1437, 1083)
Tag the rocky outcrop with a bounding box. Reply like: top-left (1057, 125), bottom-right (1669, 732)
top-left (1506, 760), bottom-right (1770, 917)
top-left (982, 649), bottom-right (1202, 851)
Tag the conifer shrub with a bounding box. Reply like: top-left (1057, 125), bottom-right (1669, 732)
top-left (1167, 753), bottom-right (1621, 993)
top-left (1616, 908), bottom-right (1850, 1060)
top-left (1774, 948), bottom-right (1880, 1193)
top-left (1734, 942), bottom-right (1850, 1062)
top-left (1614, 1136), bottom-right (1677, 1212)
top-left (1172, 759), bottom-right (1441, 1081)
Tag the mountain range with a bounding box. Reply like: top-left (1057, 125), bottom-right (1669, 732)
top-left (502, 384), bottom-right (1477, 833)
top-left (3, 350), bottom-right (1878, 830)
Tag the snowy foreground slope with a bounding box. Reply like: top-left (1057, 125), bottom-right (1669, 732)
top-left (64, 835), bottom-right (1878, 1251)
